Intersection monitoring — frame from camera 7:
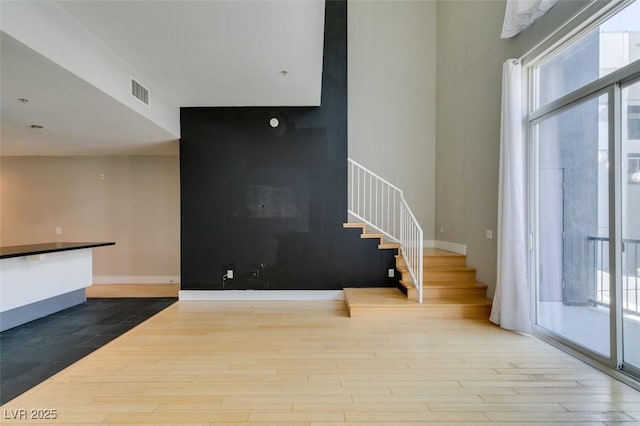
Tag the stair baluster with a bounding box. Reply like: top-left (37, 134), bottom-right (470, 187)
top-left (347, 158), bottom-right (424, 303)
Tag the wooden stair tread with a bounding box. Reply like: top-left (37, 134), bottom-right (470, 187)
top-left (422, 281), bottom-right (488, 288)
top-left (398, 279), bottom-right (413, 290)
top-left (378, 242), bottom-right (400, 249)
top-left (399, 280), bottom-right (487, 288)
top-left (424, 265), bottom-right (475, 271)
top-left (397, 249), bottom-right (465, 259)
top-left (422, 297), bottom-right (492, 306)
top-left (361, 233), bottom-right (384, 239)
top-left (397, 265), bottom-right (475, 272)
top-left (344, 222), bottom-right (399, 249)
top-left (343, 222), bottom-right (366, 229)
top-left (399, 278), bottom-right (488, 286)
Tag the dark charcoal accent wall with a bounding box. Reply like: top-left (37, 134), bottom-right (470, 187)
top-left (180, 0), bottom-right (397, 291)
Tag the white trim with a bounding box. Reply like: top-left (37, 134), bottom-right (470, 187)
top-left (179, 290), bottom-right (344, 301)
top-left (424, 239), bottom-right (435, 248)
top-left (434, 240), bottom-right (467, 255)
top-left (521, 0), bottom-right (630, 65)
top-left (92, 276), bottom-right (180, 284)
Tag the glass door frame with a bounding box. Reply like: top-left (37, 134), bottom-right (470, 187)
top-left (527, 60), bottom-right (640, 378)
top-left (619, 74), bottom-right (640, 378)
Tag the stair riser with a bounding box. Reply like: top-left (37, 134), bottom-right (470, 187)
top-left (424, 259), bottom-right (467, 267)
top-left (423, 287), bottom-right (487, 298)
top-left (348, 305), bottom-right (491, 319)
top-left (396, 257), bottom-right (467, 268)
top-left (407, 287), bottom-right (418, 300)
top-left (396, 265), bottom-right (473, 276)
top-left (406, 286), bottom-right (487, 299)
top-left (379, 244), bottom-right (401, 250)
top-left (401, 270), bottom-right (477, 283)
top-left (424, 271), bottom-right (476, 282)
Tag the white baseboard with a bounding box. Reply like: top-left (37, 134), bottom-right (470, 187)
top-left (92, 276), bottom-right (180, 284)
top-left (179, 290), bottom-right (344, 301)
top-left (433, 240), bottom-right (467, 255)
top-left (424, 239), bottom-right (435, 248)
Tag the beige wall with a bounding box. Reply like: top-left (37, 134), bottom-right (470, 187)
top-left (348, 0), bottom-right (437, 240)
top-left (435, 0), bottom-right (595, 296)
top-left (0, 156), bottom-right (180, 281)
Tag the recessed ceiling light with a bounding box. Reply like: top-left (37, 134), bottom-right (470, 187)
top-left (30, 124), bottom-right (44, 129)
top-left (18, 98), bottom-right (29, 103)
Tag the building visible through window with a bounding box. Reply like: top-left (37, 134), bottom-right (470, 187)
top-left (629, 105), bottom-right (640, 140)
top-left (629, 153), bottom-right (640, 184)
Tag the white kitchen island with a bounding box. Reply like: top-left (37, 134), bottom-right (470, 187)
top-left (0, 242), bottom-right (114, 331)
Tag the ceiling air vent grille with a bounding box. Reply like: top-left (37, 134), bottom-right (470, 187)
top-left (131, 78), bottom-right (150, 106)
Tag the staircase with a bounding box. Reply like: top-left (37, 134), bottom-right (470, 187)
top-left (343, 222), bottom-right (400, 250)
top-left (343, 226), bottom-right (492, 318)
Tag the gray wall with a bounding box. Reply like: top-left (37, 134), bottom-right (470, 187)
top-left (435, 0), bottom-right (594, 296)
top-left (348, 0), bottom-right (437, 241)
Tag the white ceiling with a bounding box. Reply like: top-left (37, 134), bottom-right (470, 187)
top-left (0, 33), bottom-right (179, 156)
top-left (56, 0), bottom-right (325, 107)
top-left (0, 0), bottom-right (325, 156)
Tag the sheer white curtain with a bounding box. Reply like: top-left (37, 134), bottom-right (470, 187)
top-left (490, 59), bottom-right (532, 334)
top-left (501, 0), bottom-right (559, 38)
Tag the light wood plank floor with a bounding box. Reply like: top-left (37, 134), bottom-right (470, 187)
top-left (2, 301), bottom-right (640, 425)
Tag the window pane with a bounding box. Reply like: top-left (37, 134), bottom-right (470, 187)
top-left (536, 1), bottom-right (640, 108)
top-left (536, 94), bottom-right (610, 357)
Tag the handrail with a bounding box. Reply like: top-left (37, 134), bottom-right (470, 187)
top-left (587, 236), bottom-right (640, 243)
top-left (348, 158), bottom-right (424, 303)
top-left (348, 158), bottom-right (403, 193)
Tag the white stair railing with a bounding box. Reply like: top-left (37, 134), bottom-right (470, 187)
top-left (348, 158), bottom-right (423, 303)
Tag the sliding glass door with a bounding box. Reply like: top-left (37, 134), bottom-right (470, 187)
top-left (530, 0), bottom-right (640, 378)
top-left (534, 81), bottom-right (640, 375)
top-left (622, 79), bottom-right (640, 375)
top-left (535, 94), bottom-right (611, 358)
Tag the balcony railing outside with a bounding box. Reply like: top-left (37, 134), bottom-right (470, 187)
top-left (589, 236), bottom-right (640, 315)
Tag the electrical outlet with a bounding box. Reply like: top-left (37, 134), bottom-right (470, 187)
top-left (440, 226), bottom-right (444, 234)
top-left (486, 229), bottom-right (493, 239)
top-left (388, 269), bottom-right (395, 278)
top-left (56, 227), bottom-right (62, 235)
top-left (226, 270), bottom-right (234, 279)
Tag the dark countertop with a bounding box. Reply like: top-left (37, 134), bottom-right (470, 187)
top-left (0, 242), bottom-right (115, 259)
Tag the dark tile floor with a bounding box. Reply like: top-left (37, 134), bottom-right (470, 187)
top-left (0, 297), bottom-right (176, 405)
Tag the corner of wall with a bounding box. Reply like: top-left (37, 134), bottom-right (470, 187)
top-left (433, 240), bottom-right (467, 255)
